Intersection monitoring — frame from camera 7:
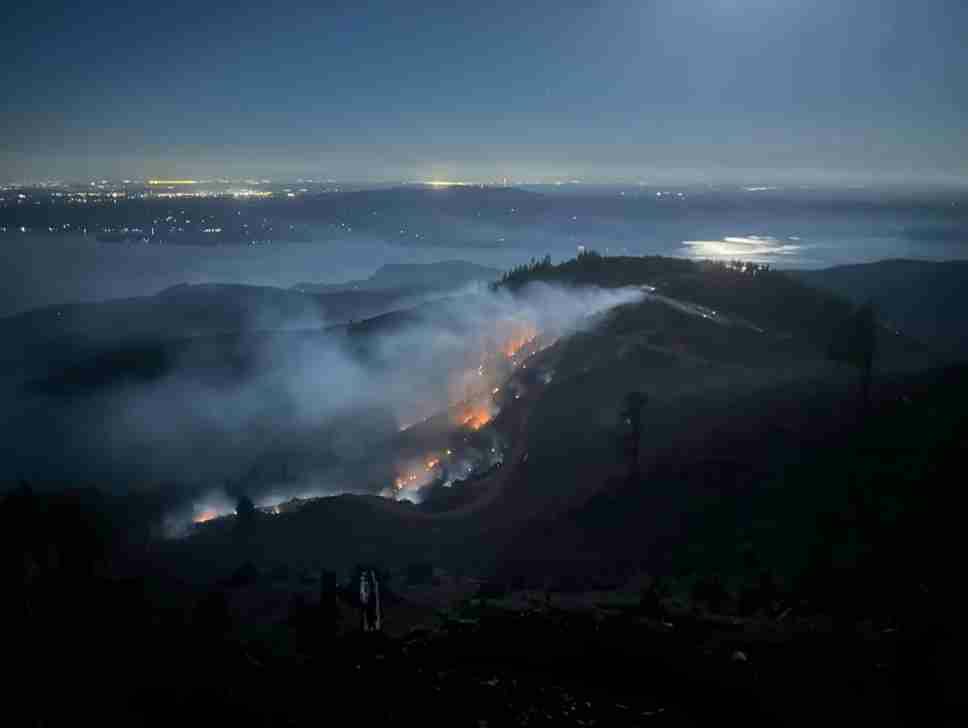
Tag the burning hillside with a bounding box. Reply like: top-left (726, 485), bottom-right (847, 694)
top-left (168, 283), bottom-right (643, 531)
top-left (385, 321), bottom-right (553, 503)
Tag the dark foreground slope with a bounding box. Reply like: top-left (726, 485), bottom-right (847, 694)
top-left (3, 362), bottom-right (965, 726)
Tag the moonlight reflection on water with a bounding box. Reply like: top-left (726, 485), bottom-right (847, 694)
top-left (682, 235), bottom-right (804, 263)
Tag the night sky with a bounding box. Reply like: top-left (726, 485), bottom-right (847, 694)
top-left (4, 0), bottom-right (967, 183)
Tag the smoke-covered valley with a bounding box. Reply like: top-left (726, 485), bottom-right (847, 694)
top-left (1, 276), bottom-right (643, 532)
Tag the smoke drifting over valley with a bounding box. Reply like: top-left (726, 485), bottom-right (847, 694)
top-left (2, 280), bottom-right (643, 533)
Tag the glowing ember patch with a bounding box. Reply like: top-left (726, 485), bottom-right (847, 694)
top-left (500, 321), bottom-right (539, 358)
top-left (390, 454), bottom-right (444, 501)
top-left (455, 399), bottom-right (494, 430)
top-left (193, 508), bottom-right (219, 524)
top-left (394, 472), bottom-right (421, 490)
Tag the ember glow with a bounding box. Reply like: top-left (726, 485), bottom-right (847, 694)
top-left (394, 473), bottom-right (421, 490)
top-left (455, 399), bottom-right (496, 431)
top-left (192, 508), bottom-right (220, 524)
top-left (443, 318), bottom-right (542, 431)
top-left (500, 321), bottom-right (539, 359)
top-left (391, 453), bottom-right (447, 500)
top-left (390, 316), bottom-right (549, 500)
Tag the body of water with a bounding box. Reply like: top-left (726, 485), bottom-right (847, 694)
top-left (2, 200), bottom-right (966, 317)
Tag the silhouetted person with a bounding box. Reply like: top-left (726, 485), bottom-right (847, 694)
top-left (359, 568), bottom-right (382, 632)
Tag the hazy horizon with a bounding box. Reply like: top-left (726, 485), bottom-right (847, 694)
top-left (4, 1), bottom-right (967, 185)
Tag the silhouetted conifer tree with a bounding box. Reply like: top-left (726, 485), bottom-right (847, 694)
top-left (233, 495), bottom-right (257, 554)
top-left (620, 391), bottom-right (648, 480)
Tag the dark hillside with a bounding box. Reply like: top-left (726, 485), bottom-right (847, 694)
top-left (500, 252), bottom-right (855, 351)
top-left (796, 259), bottom-right (968, 357)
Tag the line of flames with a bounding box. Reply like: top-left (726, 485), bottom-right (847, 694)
top-left (392, 322), bottom-right (542, 498)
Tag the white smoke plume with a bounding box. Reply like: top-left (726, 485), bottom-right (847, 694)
top-left (7, 281), bottom-right (644, 530)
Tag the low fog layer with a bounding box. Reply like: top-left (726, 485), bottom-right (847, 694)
top-left (0, 234), bottom-right (535, 318)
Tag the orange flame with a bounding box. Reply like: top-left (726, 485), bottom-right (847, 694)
top-left (455, 400), bottom-right (494, 430)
